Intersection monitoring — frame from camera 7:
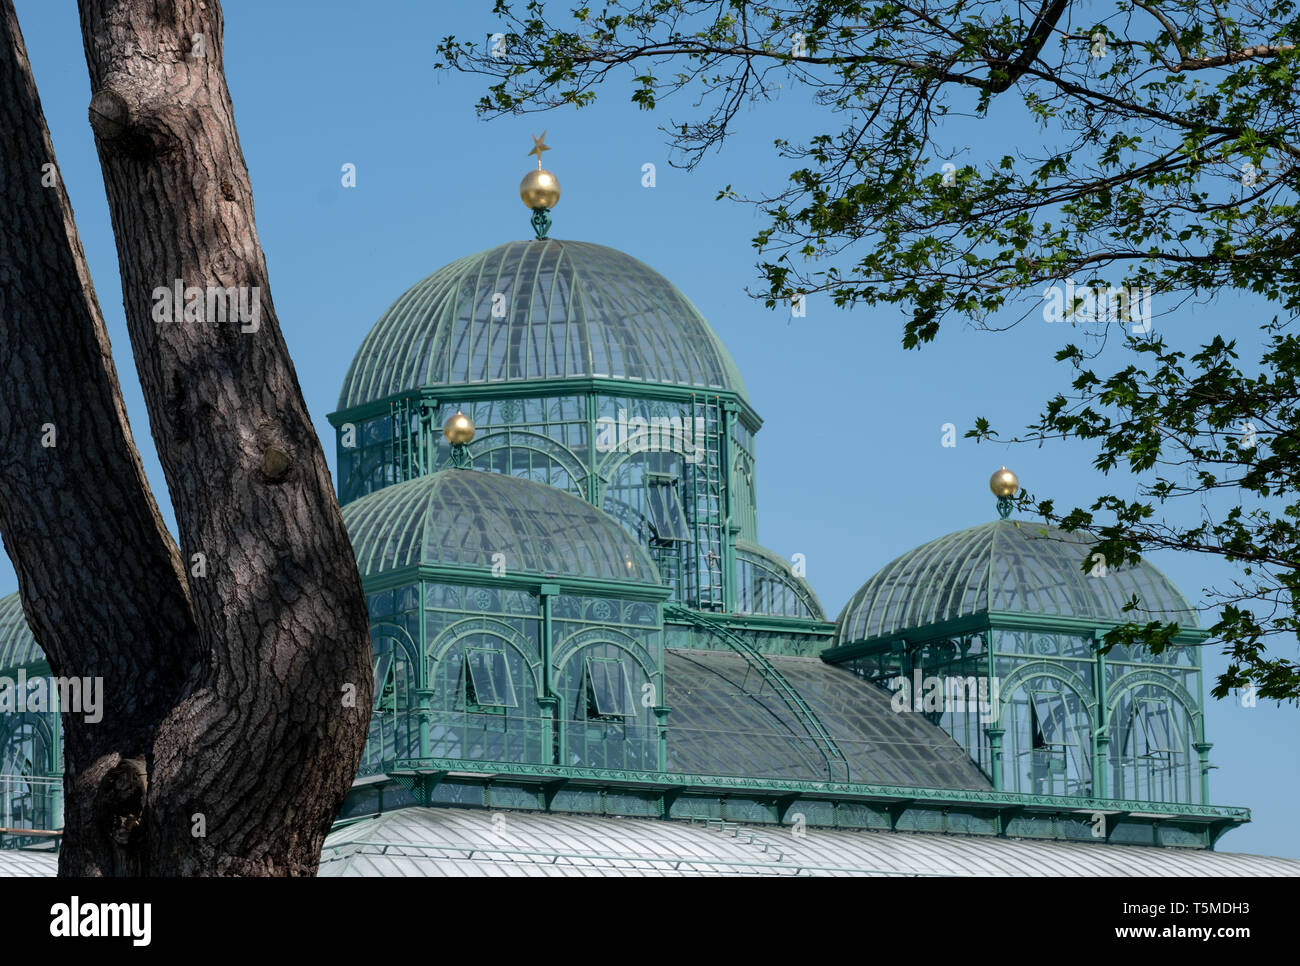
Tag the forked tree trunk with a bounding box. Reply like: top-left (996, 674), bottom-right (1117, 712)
top-left (0, 0), bottom-right (372, 875)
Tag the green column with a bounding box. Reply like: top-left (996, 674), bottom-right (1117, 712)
top-left (1194, 644), bottom-right (1210, 804)
top-left (585, 394), bottom-right (599, 506)
top-left (1093, 631), bottom-right (1109, 799)
top-left (721, 407), bottom-right (736, 613)
top-left (415, 581), bottom-right (431, 761)
top-left (1194, 742), bottom-right (1213, 805)
top-left (654, 703), bottom-right (671, 772)
top-left (539, 584), bottom-right (561, 764)
top-left (415, 688), bottom-right (433, 761)
top-left (986, 728), bottom-right (1005, 791)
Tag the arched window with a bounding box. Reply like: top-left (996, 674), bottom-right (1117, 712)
top-left (426, 619), bottom-right (546, 766)
top-left (1110, 680), bottom-right (1197, 804)
top-left (1000, 671), bottom-right (1094, 797)
top-left (555, 635), bottom-right (658, 772)
top-left (0, 716), bottom-right (53, 830)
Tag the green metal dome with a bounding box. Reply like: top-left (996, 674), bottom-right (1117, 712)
top-left (834, 519), bottom-right (1199, 645)
top-left (336, 239), bottom-right (748, 411)
top-left (342, 469), bottom-right (661, 585)
top-left (0, 592), bottom-right (41, 671)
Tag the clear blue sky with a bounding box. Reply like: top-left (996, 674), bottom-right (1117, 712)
top-left (11, 0), bottom-right (1297, 858)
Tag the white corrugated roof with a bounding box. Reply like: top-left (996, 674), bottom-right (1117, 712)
top-left (7, 807), bottom-right (1291, 877)
top-left (319, 807), bottom-right (1300, 877)
top-left (0, 849), bottom-right (57, 877)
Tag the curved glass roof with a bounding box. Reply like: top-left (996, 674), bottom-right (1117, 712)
top-left (0, 593), bottom-right (41, 671)
top-left (336, 239), bottom-right (748, 411)
top-left (734, 541), bottom-right (827, 621)
top-left (664, 650), bottom-right (989, 788)
top-left (835, 519), bottom-right (1199, 645)
top-left (342, 469), bottom-right (661, 585)
top-left (320, 807), bottom-right (1300, 877)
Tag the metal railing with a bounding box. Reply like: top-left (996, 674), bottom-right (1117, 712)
top-left (0, 774), bottom-right (61, 847)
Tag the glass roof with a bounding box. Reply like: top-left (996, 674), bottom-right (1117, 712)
top-left (336, 239), bottom-right (749, 411)
top-left (835, 519), bottom-right (1199, 645)
top-left (0, 593), bottom-right (40, 671)
top-left (319, 806), bottom-right (1300, 877)
top-left (342, 469), bottom-right (661, 585)
top-left (664, 650), bottom-right (990, 789)
top-left (734, 541), bottom-right (827, 620)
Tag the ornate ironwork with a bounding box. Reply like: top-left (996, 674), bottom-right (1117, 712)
top-left (530, 207), bottom-right (552, 239)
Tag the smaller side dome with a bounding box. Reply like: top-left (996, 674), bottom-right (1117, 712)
top-left (834, 519), bottom-right (1198, 646)
top-left (342, 470), bottom-right (661, 585)
top-left (0, 593), bottom-right (41, 670)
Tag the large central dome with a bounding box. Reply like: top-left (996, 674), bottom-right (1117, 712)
top-left (337, 239), bottom-right (748, 410)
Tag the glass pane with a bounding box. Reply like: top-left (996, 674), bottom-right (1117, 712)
top-left (645, 478), bottom-right (689, 542)
top-left (466, 648), bottom-right (518, 708)
top-left (373, 653), bottom-right (393, 711)
top-left (585, 657), bottom-right (632, 717)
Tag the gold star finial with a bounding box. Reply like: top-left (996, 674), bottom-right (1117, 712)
top-left (528, 131), bottom-right (551, 169)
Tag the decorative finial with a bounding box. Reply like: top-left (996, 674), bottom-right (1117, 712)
top-left (989, 466), bottom-right (1019, 519)
top-left (443, 411), bottom-right (476, 469)
top-left (528, 131), bottom-right (551, 169)
top-left (521, 133), bottom-right (561, 239)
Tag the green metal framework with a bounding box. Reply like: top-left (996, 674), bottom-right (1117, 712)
top-left (734, 541), bottom-right (825, 620)
top-left (0, 593), bottom-right (42, 671)
top-left (342, 469), bottom-right (661, 586)
top-left (365, 759), bottom-right (1247, 850)
top-left (836, 519), bottom-right (1200, 643)
top-left (329, 238), bottom-right (778, 620)
top-left (0, 232), bottom-right (1254, 859)
top-left (665, 605), bottom-right (849, 781)
top-left (829, 521), bottom-right (1212, 809)
top-left (335, 239), bottom-right (749, 411)
top-left (0, 593), bottom-right (61, 846)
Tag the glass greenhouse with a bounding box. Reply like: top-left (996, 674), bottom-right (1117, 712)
top-left (2, 207), bottom-right (1293, 878)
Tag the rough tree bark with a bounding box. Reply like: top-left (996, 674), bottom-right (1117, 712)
top-left (0, 0), bottom-right (372, 875)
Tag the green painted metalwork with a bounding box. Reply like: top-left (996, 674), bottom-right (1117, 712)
top-left (329, 377), bottom-right (762, 435)
top-left (823, 610), bottom-right (1207, 664)
top-left (361, 564), bottom-right (672, 604)
top-left (448, 442), bottom-right (472, 470)
top-left (734, 540), bottom-right (825, 620)
top-left (834, 518), bottom-right (1200, 647)
top-left (666, 604), bottom-right (849, 781)
top-left (335, 239), bottom-right (749, 412)
top-left (386, 756), bottom-right (1249, 823)
top-left (342, 469), bottom-right (662, 586)
top-left (0, 593), bottom-right (43, 671)
top-left (838, 618), bottom-right (1209, 807)
top-left (682, 395), bottom-right (725, 610)
top-left (530, 207), bottom-right (552, 239)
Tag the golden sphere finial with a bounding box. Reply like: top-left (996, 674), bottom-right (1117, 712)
top-left (520, 169), bottom-right (561, 210)
top-left (443, 410), bottom-right (475, 445)
top-left (521, 132), bottom-right (561, 210)
top-left (989, 466), bottom-right (1019, 499)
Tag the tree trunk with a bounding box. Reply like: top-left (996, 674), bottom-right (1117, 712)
top-left (0, 0), bottom-right (373, 875)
